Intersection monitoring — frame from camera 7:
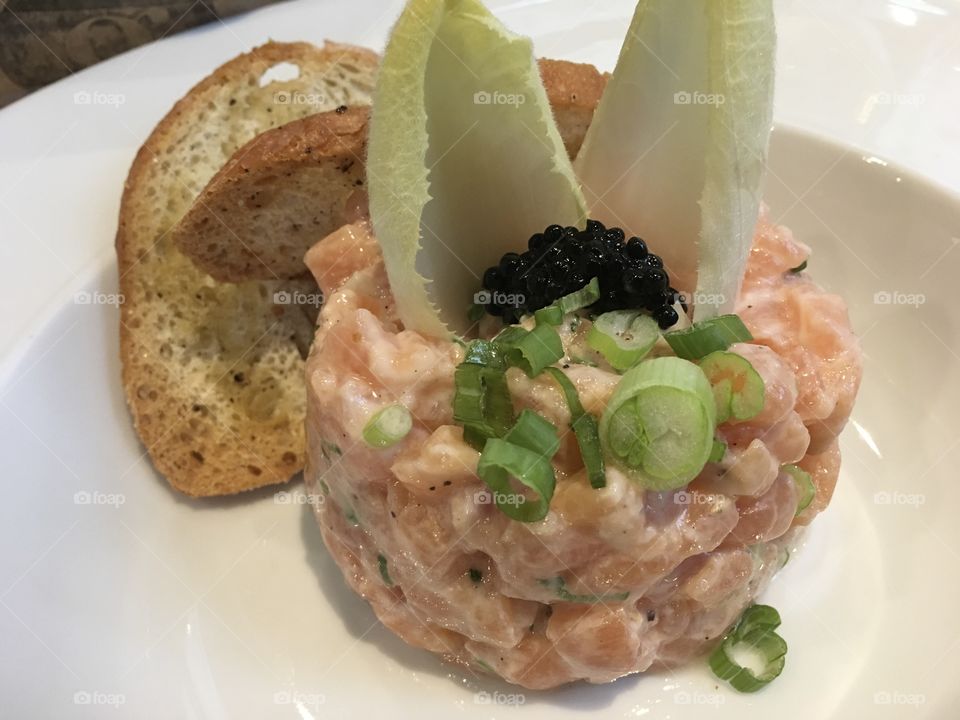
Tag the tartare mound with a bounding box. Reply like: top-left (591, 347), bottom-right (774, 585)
top-left (303, 214), bottom-right (862, 689)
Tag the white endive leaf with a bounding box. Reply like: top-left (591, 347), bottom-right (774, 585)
top-left (367, 0), bottom-right (587, 338)
top-left (575, 0), bottom-right (775, 320)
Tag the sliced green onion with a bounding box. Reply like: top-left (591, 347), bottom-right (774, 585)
top-left (497, 323), bottom-right (564, 376)
top-left (477, 410), bottom-right (560, 522)
top-left (477, 438), bottom-right (556, 522)
top-left (699, 350), bottom-right (765, 423)
top-left (534, 304), bottom-right (563, 326)
top-left (599, 357), bottom-right (716, 490)
top-left (789, 260), bottom-right (807, 273)
top-left (538, 576), bottom-right (629, 603)
top-left (473, 657), bottom-right (495, 673)
top-left (587, 310), bottom-right (659, 371)
top-left (710, 604), bottom-right (786, 693)
top-left (783, 464), bottom-right (815, 515)
top-left (362, 404), bottom-right (413, 448)
top-left (468, 303), bottom-right (485, 323)
top-left (559, 277), bottom-right (600, 313)
top-left (463, 338), bottom-right (506, 367)
top-left (377, 553), bottom-right (394, 586)
top-left (735, 603), bottom-right (782, 635)
top-left (504, 409), bottom-right (561, 457)
top-left (544, 367), bottom-right (606, 488)
top-left (709, 438), bottom-right (727, 463)
top-left (454, 340), bottom-right (514, 449)
top-left (664, 314), bottom-right (753, 361)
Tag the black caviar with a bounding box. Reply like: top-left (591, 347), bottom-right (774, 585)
top-left (478, 219), bottom-right (681, 329)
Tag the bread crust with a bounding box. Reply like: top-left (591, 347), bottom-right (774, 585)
top-left (117, 41), bottom-right (378, 497)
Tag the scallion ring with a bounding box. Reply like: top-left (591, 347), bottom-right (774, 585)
top-left (599, 357), bottom-right (716, 490)
top-left (710, 604), bottom-right (787, 693)
top-left (587, 310), bottom-right (660, 371)
top-left (664, 314), bottom-right (753, 361)
top-left (783, 464), bottom-right (815, 515)
top-left (362, 404), bottom-right (412, 448)
top-left (699, 350), bottom-right (765, 423)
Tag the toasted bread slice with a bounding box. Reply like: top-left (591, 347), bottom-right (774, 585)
top-left (171, 107), bottom-right (370, 283)
top-left (117, 41), bottom-right (378, 497)
top-left (172, 58), bottom-right (607, 283)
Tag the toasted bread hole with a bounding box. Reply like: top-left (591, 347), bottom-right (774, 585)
top-left (282, 451), bottom-right (297, 464)
top-left (247, 465), bottom-right (263, 476)
top-left (191, 450), bottom-right (205, 464)
top-left (258, 62), bottom-right (301, 87)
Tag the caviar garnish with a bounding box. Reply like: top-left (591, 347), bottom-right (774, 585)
top-left (478, 219), bottom-right (680, 328)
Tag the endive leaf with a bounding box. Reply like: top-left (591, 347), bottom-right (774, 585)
top-left (368, 0), bottom-right (587, 338)
top-left (575, 0), bottom-right (775, 321)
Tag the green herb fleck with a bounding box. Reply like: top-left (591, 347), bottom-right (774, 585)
top-left (538, 577), bottom-right (628, 603)
top-left (321, 440), bottom-right (342, 458)
top-left (789, 260), bottom-right (807, 273)
top-left (468, 568), bottom-right (483, 583)
top-left (377, 554), bottom-right (393, 586)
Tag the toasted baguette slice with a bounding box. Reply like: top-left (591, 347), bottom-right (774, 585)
top-left (117, 41), bottom-right (378, 497)
top-left (172, 58), bottom-right (607, 283)
top-left (171, 107), bottom-right (370, 282)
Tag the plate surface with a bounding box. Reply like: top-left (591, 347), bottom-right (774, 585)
top-left (2, 1), bottom-right (959, 718)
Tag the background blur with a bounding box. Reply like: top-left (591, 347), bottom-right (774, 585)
top-left (0, 0), bottom-right (279, 107)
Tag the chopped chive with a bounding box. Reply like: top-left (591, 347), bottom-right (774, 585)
top-left (664, 314), bottom-right (753, 361)
top-left (534, 304), bottom-right (563, 326)
top-left (453, 340), bottom-right (514, 450)
top-left (558, 277), bottom-right (600, 313)
top-left (477, 410), bottom-right (560, 522)
top-left (377, 553), bottom-right (393, 586)
top-left (544, 367), bottom-right (606, 488)
top-left (497, 323), bottom-right (564, 376)
top-left (537, 577), bottom-right (628, 603)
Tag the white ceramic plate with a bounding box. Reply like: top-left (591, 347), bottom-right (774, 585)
top-left (2, 1), bottom-right (959, 718)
